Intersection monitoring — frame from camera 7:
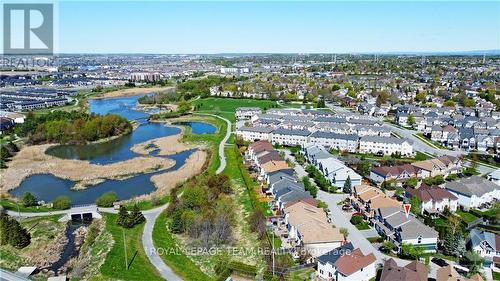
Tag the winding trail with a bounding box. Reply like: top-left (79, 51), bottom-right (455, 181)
top-left (193, 113), bottom-right (232, 174)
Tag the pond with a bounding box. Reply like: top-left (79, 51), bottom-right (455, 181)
top-left (173, 121), bottom-right (216, 134)
top-left (9, 95), bottom-right (202, 205)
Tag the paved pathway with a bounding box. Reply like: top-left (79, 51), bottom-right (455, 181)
top-left (142, 204), bottom-right (182, 281)
top-left (193, 113), bottom-right (232, 174)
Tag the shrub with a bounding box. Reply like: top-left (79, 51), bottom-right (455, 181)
top-left (52, 196), bottom-right (71, 210)
top-left (95, 192), bottom-right (117, 207)
top-left (350, 215), bottom-right (363, 225)
top-left (22, 192), bottom-right (37, 207)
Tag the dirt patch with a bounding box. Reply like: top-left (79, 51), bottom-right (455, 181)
top-left (90, 86), bottom-right (174, 99)
top-left (131, 133), bottom-right (197, 156)
top-left (150, 150), bottom-right (208, 196)
top-left (0, 144), bottom-right (174, 194)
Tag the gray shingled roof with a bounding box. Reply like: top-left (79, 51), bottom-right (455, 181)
top-left (444, 176), bottom-right (498, 197)
top-left (309, 131), bottom-right (359, 141)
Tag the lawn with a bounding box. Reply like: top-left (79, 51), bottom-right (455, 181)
top-left (286, 267), bottom-right (315, 281)
top-left (456, 210), bottom-right (479, 223)
top-left (98, 214), bottom-right (163, 281)
top-left (152, 211), bottom-right (212, 281)
top-left (493, 270), bottom-right (500, 280)
top-left (193, 97), bottom-right (277, 122)
top-left (355, 221), bottom-right (371, 230)
top-left (0, 198), bottom-right (54, 213)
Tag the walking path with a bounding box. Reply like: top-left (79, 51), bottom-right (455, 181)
top-left (193, 113), bottom-right (232, 174)
top-left (142, 204), bottom-right (182, 281)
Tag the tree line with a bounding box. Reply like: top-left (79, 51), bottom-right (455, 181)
top-left (0, 212), bottom-right (31, 249)
top-left (15, 111), bottom-right (132, 145)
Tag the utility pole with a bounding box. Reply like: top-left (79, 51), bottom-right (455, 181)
top-left (123, 229), bottom-right (128, 270)
top-left (272, 233), bottom-right (275, 276)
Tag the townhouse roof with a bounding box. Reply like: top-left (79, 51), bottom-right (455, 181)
top-left (268, 171), bottom-right (296, 184)
top-left (405, 185), bottom-right (457, 203)
top-left (412, 158), bottom-right (448, 171)
top-left (469, 228), bottom-right (500, 252)
top-left (236, 107), bottom-right (261, 111)
top-left (261, 160), bottom-right (290, 174)
top-left (276, 186), bottom-right (312, 203)
top-left (437, 265), bottom-right (484, 281)
top-left (273, 128), bottom-right (311, 137)
top-left (371, 164), bottom-right (420, 177)
top-left (335, 248), bottom-right (376, 277)
top-left (249, 140), bottom-right (274, 153)
top-left (309, 131), bottom-right (359, 141)
top-left (378, 207), bottom-right (438, 240)
top-left (285, 198), bottom-right (319, 209)
top-left (317, 243), bottom-right (354, 265)
top-left (239, 126), bottom-right (275, 133)
top-left (257, 150), bottom-right (282, 165)
top-left (444, 176), bottom-right (498, 197)
top-left (380, 258), bottom-right (428, 281)
top-left (360, 135), bottom-right (410, 145)
top-left (285, 202), bottom-right (343, 244)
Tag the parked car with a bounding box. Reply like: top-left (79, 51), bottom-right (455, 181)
top-left (431, 258), bottom-right (448, 267)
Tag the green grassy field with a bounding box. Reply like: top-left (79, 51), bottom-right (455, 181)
top-left (286, 267), bottom-right (315, 281)
top-left (193, 97), bottom-right (277, 122)
top-left (0, 198), bottom-right (54, 213)
top-left (152, 212), bottom-right (212, 281)
top-left (456, 210), bottom-right (479, 223)
top-left (97, 214), bottom-right (163, 281)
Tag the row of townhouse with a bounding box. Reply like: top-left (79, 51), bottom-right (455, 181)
top-left (237, 126), bottom-right (413, 156)
top-left (351, 184), bottom-right (402, 219)
top-left (302, 144), bottom-right (362, 189)
top-left (369, 155), bottom-right (461, 184)
top-left (372, 207), bottom-right (439, 253)
top-left (395, 104), bottom-right (500, 152)
top-left (246, 141), bottom-right (345, 259)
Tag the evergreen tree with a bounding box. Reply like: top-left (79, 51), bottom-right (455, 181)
top-left (10, 220), bottom-right (31, 249)
top-left (0, 214), bottom-right (11, 245)
top-left (343, 176), bottom-right (352, 194)
top-left (129, 205), bottom-right (145, 226)
top-left (170, 209), bottom-right (184, 234)
top-left (22, 192), bottom-right (37, 207)
top-left (116, 205), bottom-right (129, 228)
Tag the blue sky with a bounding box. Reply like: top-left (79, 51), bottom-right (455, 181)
top-left (57, 1), bottom-right (500, 54)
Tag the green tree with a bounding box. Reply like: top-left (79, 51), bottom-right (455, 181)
top-left (170, 209), bottom-right (185, 234)
top-left (129, 205), bottom-right (145, 226)
top-left (409, 196), bottom-right (422, 215)
top-left (22, 192), bottom-right (37, 207)
top-left (182, 186), bottom-right (207, 209)
top-left (343, 176), bottom-right (352, 194)
top-left (463, 98), bottom-right (476, 108)
top-left (403, 177), bottom-right (418, 189)
top-left (407, 114), bottom-right (416, 127)
top-left (443, 100), bottom-right (455, 107)
top-left (340, 228), bottom-right (349, 242)
top-left (382, 240), bottom-right (396, 253)
top-left (401, 243), bottom-right (424, 260)
top-left (415, 92), bottom-right (426, 102)
top-left (461, 251), bottom-right (484, 277)
top-left (95, 192), bottom-right (117, 207)
top-left (10, 220), bottom-right (31, 249)
top-left (116, 205), bottom-right (129, 228)
top-left (52, 196), bottom-right (71, 210)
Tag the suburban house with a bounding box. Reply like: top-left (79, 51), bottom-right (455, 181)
top-left (359, 136), bottom-right (413, 156)
top-left (259, 160), bottom-right (292, 177)
top-left (405, 184), bottom-right (459, 215)
top-left (308, 131), bottom-right (359, 152)
top-left (370, 164), bottom-right (421, 184)
top-left (271, 128), bottom-right (311, 146)
top-left (444, 176), bottom-right (500, 209)
top-left (284, 201), bottom-right (344, 257)
top-left (370, 156), bottom-right (461, 184)
top-left (467, 228), bottom-right (500, 268)
top-left (352, 185), bottom-right (401, 218)
top-left (237, 126), bottom-right (274, 142)
top-left (436, 265), bottom-right (484, 281)
top-left (317, 243), bottom-right (376, 281)
top-left (379, 258), bottom-right (428, 281)
top-left (373, 207), bottom-right (439, 253)
top-left (316, 157), bottom-right (362, 188)
top-left (487, 169), bottom-right (500, 186)
top-left (235, 107), bottom-right (262, 120)
top-left (247, 140), bottom-right (274, 161)
top-left (411, 156), bottom-right (461, 178)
